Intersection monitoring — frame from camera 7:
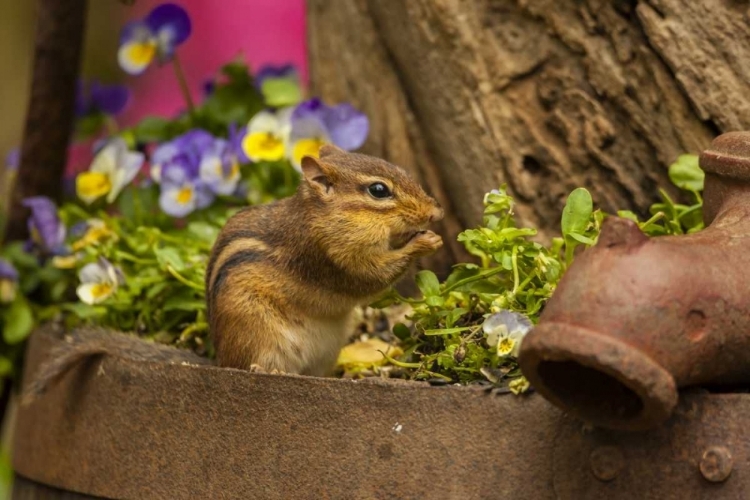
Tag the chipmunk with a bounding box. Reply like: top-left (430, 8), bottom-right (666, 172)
top-left (206, 144), bottom-right (444, 376)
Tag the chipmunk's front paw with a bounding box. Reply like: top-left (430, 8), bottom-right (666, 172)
top-left (248, 364), bottom-right (267, 373)
top-left (408, 230), bottom-right (443, 256)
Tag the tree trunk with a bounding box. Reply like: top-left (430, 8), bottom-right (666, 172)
top-left (307, 0), bottom-right (746, 272)
top-left (3, 0), bottom-right (87, 243)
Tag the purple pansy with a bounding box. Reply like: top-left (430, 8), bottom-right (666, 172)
top-left (22, 197), bottom-right (67, 256)
top-left (292, 98), bottom-right (369, 151)
top-left (76, 79), bottom-right (130, 117)
top-left (151, 129), bottom-right (241, 217)
top-left (118, 3), bottom-right (192, 75)
top-left (283, 98), bottom-right (369, 170)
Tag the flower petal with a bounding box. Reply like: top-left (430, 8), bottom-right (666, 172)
top-left (90, 81), bottom-right (130, 115)
top-left (107, 146), bottom-right (145, 202)
top-left (199, 143), bottom-right (239, 196)
top-left (159, 183), bottom-right (197, 217)
top-left (76, 172), bottom-right (112, 205)
top-left (78, 261), bottom-right (110, 284)
top-left (247, 110), bottom-right (282, 135)
top-left (76, 282), bottom-right (114, 305)
top-left (242, 132), bottom-right (285, 162)
top-left (146, 3), bottom-right (191, 47)
top-left (118, 40), bottom-right (157, 75)
top-left (290, 138), bottom-right (327, 171)
top-left (324, 103), bottom-right (369, 151)
top-left (22, 196), bottom-right (66, 253)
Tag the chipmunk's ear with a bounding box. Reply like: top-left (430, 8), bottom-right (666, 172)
top-left (319, 144), bottom-right (347, 158)
top-left (301, 155), bottom-right (335, 196)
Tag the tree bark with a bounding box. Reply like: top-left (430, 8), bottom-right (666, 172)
top-left (306, 0), bottom-right (745, 272)
top-left (3, 0), bottom-right (87, 243)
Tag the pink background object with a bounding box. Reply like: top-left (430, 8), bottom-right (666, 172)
top-left (119, 0), bottom-right (308, 126)
top-left (66, 0), bottom-right (307, 176)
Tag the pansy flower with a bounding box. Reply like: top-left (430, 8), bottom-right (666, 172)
top-left (241, 108), bottom-right (293, 163)
top-left (483, 309), bottom-right (532, 357)
top-left (76, 138), bottom-right (144, 205)
top-left (118, 3), bottom-right (192, 75)
top-left (255, 64), bottom-right (302, 107)
top-left (286, 98), bottom-right (369, 170)
top-left (150, 129), bottom-right (214, 182)
top-left (22, 196), bottom-right (66, 256)
top-left (151, 129), bottom-right (219, 217)
top-left (71, 219), bottom-right (117, 252)
top-left (76, 79), bottom-right (130, 117)
top-left (287, 111), bottom-right (331, 170)
top-left (199, 138), bottom-right (241, 196)
top-left (0, 258), bottom-right (19, 304)
top-left (76, 258), bottom-right (124, 305)
top-left (159, 166), bottom-right (215, 217)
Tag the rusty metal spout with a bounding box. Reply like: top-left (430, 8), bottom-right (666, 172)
top-left (519, 131), bottom-right (750, 431)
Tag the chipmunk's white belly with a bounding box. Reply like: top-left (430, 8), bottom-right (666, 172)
top-left (280, 313), bottom-right (354, 376)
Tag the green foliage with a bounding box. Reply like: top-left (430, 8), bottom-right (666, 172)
top-left (382, 155), bottom-right (705, 388)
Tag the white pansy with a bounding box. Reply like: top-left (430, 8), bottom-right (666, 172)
top-left (76, 258), bottom-right (124, 305)
top-left (483, 309), bottom-right (533, 357)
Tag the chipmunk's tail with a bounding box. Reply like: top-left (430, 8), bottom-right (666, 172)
top-left (21, 334), bottom-right (112, 406)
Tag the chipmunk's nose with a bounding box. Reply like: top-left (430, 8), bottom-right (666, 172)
top-left (429, 202), bottom-right (444, 222)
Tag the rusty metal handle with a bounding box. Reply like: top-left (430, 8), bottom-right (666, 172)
top-left (519, 131), bottom-right (750, 431)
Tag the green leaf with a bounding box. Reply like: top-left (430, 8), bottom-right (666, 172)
top-left (61, 302), bottom-right (107, 319)
top-left (132, 116), bottom-right (173, 143)
top-left (392, 323), bottom-right (411, 341)
top-left (187, 221), bottom-right (220, 244)
top-left (154, 246), bottom-right (185, 272)
top-left (668, 154), bottom-right (704, 192)
top-left (261, 78), bottom-right (302, 107)
top-left (425, 295), bottom-right (445, 307)
top-left (2, 296), bottom-right (34, 344)
top-left (617, 210), bottom-right (640, 223)
top-left (423, 326), bottom-right (472, 336)
top-left (163, 297), bottom-right (205, 312)
top-left (561, 188), bottom-right (593, 237)
top-left (415, 270), bottom-right (441, 297)
top-left (0, 356), bottom-right (12, 377)
top-left (567, 233), bottom-right (595, 245)
top-left (221, 60), bottom-right (252, 85)
top-left (75, 113), bottom-right (106, 139)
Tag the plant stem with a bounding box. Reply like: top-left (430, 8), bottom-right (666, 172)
top-left (166, 264), bottom-right (203, 291)
top-left (172, 53), bottom-right (195, 114)
top-left (442, 266), bottom-right (505, 294)
top-left (511, 246), bottom-right (520, 294)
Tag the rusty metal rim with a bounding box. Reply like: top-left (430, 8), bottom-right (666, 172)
top-left (520, 322), bottom-right (678, 431)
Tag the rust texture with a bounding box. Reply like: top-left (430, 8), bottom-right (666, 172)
top-left (3, 0), bottom-right (87, 243)
top-left (12, 326), bottom-right (750, 499)
top-left (520, 131), bottom-right (750, 432)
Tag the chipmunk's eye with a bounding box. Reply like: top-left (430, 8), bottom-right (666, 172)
top-left (367, 182), bottom-right (392, 199)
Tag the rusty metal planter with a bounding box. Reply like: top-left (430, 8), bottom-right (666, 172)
top-left (9, 324), bottom-right (750, 499)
